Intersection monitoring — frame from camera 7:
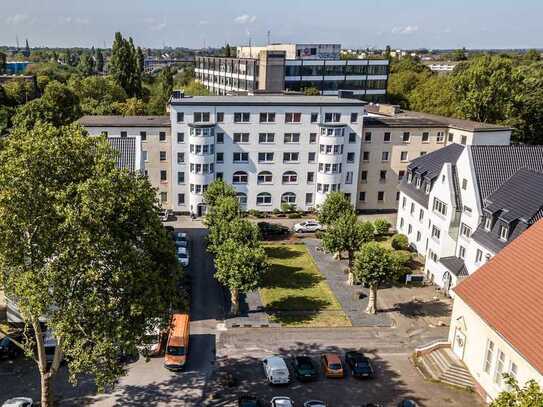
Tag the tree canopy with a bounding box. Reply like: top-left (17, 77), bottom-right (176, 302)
top-left (317, 191), bottom-right (354, 225)
top-left (491, 376), bottom-right (543, 407)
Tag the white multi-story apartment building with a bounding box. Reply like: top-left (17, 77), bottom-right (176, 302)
top-left (168, 94), bottom-right (364, 216)
top-left (397, 144), bottom-right (543, 295)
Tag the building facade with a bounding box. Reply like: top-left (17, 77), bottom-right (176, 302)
top-left (194, 43), bottom-right (389, 100)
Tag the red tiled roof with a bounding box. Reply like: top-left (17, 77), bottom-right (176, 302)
top-left (454, 219), bottom-right (543, 374)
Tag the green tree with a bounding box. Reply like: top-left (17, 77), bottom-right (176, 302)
top-left (353, 242), bottom-right (400, 314)
top-left (77, 53), bottom-right (95, 76)
top-left (0, 52), bottom-right (6, 74)
top-left (95, 48), bottom-right (104, 72)
top-left (203, 179), bottom-right (237, 208)
top-left (373, 219), bottom-right (391, 236)
top-left (0, 122), bottom-right (183, 406)
top-left (384, 45), bottom-right (391, 60)
top-left (214, 239), bottom-right (268, 315)
top-left (491, 376), bottom-right (543, 406)
top-left (109, 33), bottom-right (143, 97)
top-left (408, 75), bottom-right (457, 117)
top-left (524, 49), bottom-right (541, 62)
top-left (69, 76), bottom-right (128, 115)
top-left (113, 97), bottom-right (146, 116)
top-left (182, 79), bottom-right (211, 96)
top-left (303, 86), bottom-right (320, 96)
top-left (3, 80), bottom-right (37, 106)
top-left (321, 213), bottom-right (374, 285)
top-left (317, 191), bottom-right (354, 226)
top-left (450, 47), bottom-right (468, 61)
top-left (225, 43), bottom-right (232, 57)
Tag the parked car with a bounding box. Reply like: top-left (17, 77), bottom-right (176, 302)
top-left (345, 351), bottom-right (374, 378)
top-left (258, 222), bottom-right (290, 238)
top-left (262, 356), bottom-right (291, 384)
top-left (271, 397), bottom-right (294, 407)
top-left (397, 400), bottom-right (417, 407)
top-left (238, 395), bottom-right (262, 407)
top-left (0, 335), bottom-right (23, 360)
top-left (176, 247), bottom-right (189, 267)
top-left (292, 355), bottom-right (318, 381)
top-left (159, 210), bottom-right (170, 222)
top-left (2, 398), bottom-right (34, 407)
top-left (173, 231), bottom-right (189, 243)
top-left (293, 221), bottom-right (322, 233)
top-left (137, 322), bottom-right (165, 357)
top-left (304, 401), bottom-right (326, 407)
top-left (320, 353), bottom-right (344, 378)
top-left (164, 225), bottom-right (175, 233)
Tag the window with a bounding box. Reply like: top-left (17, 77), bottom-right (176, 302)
top-left (458, 245), bottom-right (466, 259)
top-left (410, 202), bottom-right (415, 215)
top-left (461, 135), bottom-right (467, 145)
top-left (282, 171), bottom-right (298, 184)
top-left (194, 112), bottom-right (210, 122)
top-left (216, 172), bottom-right (223, 180)
top-left (346, 171), bottom-right (353, 184)
top-left (398, 170), bottom-right (405, 180)
top-left (234, 112), bottom-right (250, 123)
top-left (433, 198), bottom-right (447, 216)
top-left (216, 152), bottom-right (224, 163)
top-left (160, 192), bottom-right (168, 203)
top-left (233, 152), bottom-right (249, 163)
top-left (101, 131), bottom-right (108, 137)
top-left (347, 152), bottom-right (355, 163)
top-left (120, 131), bottom-right (127, 138)
top-left (364, 132), bottom-right (372, 142)
top-left (350, 112), bottom-right (358, 123)
top-left (177, 172), bottom-right (185, 184)
top-left (281, 192), bottom-right (296, 204)
top-left (324, 112), bottom-right (341, 122)
top-left (462, 178), bottom-right (468, 190)
top-left (259, 133), bottom-right (274, 143)
top-left (384, 132), bottom-right (391, 142)
top-left (177, 132), bottom-right (184, 143)
top-left (402, 132), bottom-right (410, 142)
top-left (485, 216), bottom-right (492, 231)
top-left (483, 340), bottom-right (495, 374)
top-left (159, 132), bottom-right (166, 142)
top-left (142, 150), bottom-right (148, 162)
top-left (309, 133), bottom-right (317, 144)
top-left (160, 151), bottom-right (167, 161)
top-left (380, 170), bottom-right (387, 181)
top-left (494, 349), bottom-right (505, 385)
top-left (216, 112), bottom-right (224, 122)
top-left (177, 112), bottom-right (184, 122)
top-left (419, 209), bottom-right (424, 221)
top-left (416, 178), bottom-right (422, 189)
top-left (381, 151), bottom-right (389, 161)
top-left (408, 224), bottom-right (413, 234)
top-left (360, 170), bottom-right (368, 182)
top-left (216, 132), bottom-right (224, 143)
top-left (283, 152), bottom-right (299, 162)
top-left (305, 193), bottom-right (313, 205)
top-left (257, 171), bottom-right (272, 184)
top-left (425, 183), bottom-right (431, 194)
top-left (258, 152), bottom-right (274, 162)
top-left (400, 217), bottom-right (404, 229)
top-left (140, 131), bottom-right (147, 141)
top-left (420, 152), bottom-right (427, 156)
top-left (476, 249), bottom-right (483, 263)
top-left (304, 171), bottom-right (314, 184)
top-left (377, 191), bottom-right (385, 201)
top-left (431, 225), bottom-right (441, 240)
top-left (349, 133), bottom-right (356, 143)
top-left (359, 191), bottom-right (366, 202)
top-left (307, 152), bottom-right (316, 163)
top-left (509, 362), bottom-right (518, 383)
top-left (233, 192), bottom-right (247, 206)
top-left (400, 151), bottom-right (408, 161)
top-left (460, 223), bottom-right (472, 238)
top-left (285, 112), bottom-right (302, 123)
top-left (233, 133), bottom-right (249, 143)
top-left (448, 133), bottom-right (454, 142)
top-left (177, 193), bottom-right (185, 205)
top-left (232, 171), bottom-right (248, 184)
top-left (259, 112), bottom-right (275, 123)
top-left (310, 113), bottom-right (319, 123)
top-left (429, 250), bottom-right (439, 262)
top-left (499, 225), bottom-right (509, 241)
top-left (436, 132), bottom-right (444, 143)
top-left (177, 152), bottom-right (184, 164)
top-left (284, 133), bottom-right (300, 143)
top-left (160, 170), bottom-right (167, 182)
top-left (256, 192), bottom-right (272, 205)
top-left (402, 197), bottom-right (406, 209)
top-left (422, 132), bottom-right (429, 143)
top-left (416, 231), bottom-right (421, 242)
top-left (363, 151), bottom-right (370, 161)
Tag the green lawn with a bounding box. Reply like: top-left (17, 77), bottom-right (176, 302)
top-left (260, 244), bottom-right (351, 327)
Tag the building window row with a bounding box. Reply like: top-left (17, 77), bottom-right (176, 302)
top-left (318, 163), bottom-right (342, 174)
top-left (319, 144), bottom-right (344, 155)
top-left (177, 111), bottom-right (359, 124)
top-left (189, 163), bottom-right (214, 174)
top-left (189, 184), bottom-right (208, 195)
top-left (316, 183), bottom-right (341, 193)
top-left (189, 144), bottom-right (215, 155)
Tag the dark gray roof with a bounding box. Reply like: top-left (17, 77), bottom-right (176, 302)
top-left (107, 137), bottom-right (136, 171)
top-left (470, 145), bottom-right (543, 201)
top-left (471, 221), bottom-right (528, 253)
top-left (408, 143), bottom-right (465, 179)
top-left (439, 257), bottom-right (469, 277)
top-left (170, 95), bottom-right (366, 107)
top-left (364, 116), bottom-right (446, 128)
top-left (79, 115), bottom-right (171, 128)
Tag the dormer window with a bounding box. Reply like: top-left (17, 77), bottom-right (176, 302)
top-left (416, 178), bottom-right (422, 189)
top-left (484, 216), bottom-right (492, 231)
top-left (425, 182), bottom-right (431, 194)
top-left (499, 225), bottom-right (509, 241)
top-left (408, 172), bottom-right (413, 183)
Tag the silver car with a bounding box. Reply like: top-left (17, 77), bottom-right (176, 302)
top-left (293, 221), bottom-right (322, 233)
top-left (271, 397), bottom-right (294, 407)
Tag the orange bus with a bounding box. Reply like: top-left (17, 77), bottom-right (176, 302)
top-left (164, 313), bottom-right (190, 371)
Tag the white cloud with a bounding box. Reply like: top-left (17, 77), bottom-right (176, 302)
top-left (59, 16), bottom-right (90, 25)
top-left (144, 17), bottom-right (167, 31)
top-left (74, 17), bottom-right (90, 25)
top-left (6, 14), bottom-right (31, 25)
top-left (234, 14), bottom-right (256, 24)
top-left (391, 25), bottom-right (419, 35)
top-left (199, 20), bottom-right (209, 25)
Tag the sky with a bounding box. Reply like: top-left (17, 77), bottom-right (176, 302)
top-left (2, 0), bottom-right (543, 50)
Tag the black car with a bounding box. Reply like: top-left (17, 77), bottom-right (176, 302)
top-left (345, 351), bottom-right (374, 379)
top-left (257, 222), bottom-right (290, 239)
top-left (0, 335), bottom-right (23, 359)
top-left (238, 395), bottom-right (262, 407)
top-left (293, 355), bottom-right (319, 381)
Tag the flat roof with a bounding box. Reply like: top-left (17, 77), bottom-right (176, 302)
top-left (78, 115), bottom-right (171, 128)
top-left (170, 95), bottom-right (366, 107)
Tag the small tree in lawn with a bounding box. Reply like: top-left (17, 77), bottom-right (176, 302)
top-left (322, 213), bottom-right (374, 285)
top-left (353, 242), bottom-right (400, 314)
top-left (490, 376), bottom-right (543, 406)
top-left (373, 218), bottom-right (391, 236)
top-left (203, 178), bottom-right (237, 208)
top-left (317, 191), bottom-right (354, 226)
top-left (214, 239), bottom-right (268, 315)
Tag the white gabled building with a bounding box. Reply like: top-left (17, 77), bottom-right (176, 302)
top-left (397, 144), bottom-right (543, 295)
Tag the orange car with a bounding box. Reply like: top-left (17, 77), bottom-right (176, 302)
top-left (164, 313), bottom-right (189, 371)
top-left (321, 353), bottom-right (344, 378)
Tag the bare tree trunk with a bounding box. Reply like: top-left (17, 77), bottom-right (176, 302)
top-left (41, 373), bottom-right (52, 407)
top-left (365, 284), bottom-right (378, 314)
top-left (230, 287), bottom-right (239, 316)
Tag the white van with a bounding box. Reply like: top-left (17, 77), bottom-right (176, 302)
top-left (262, 356), bottom-right (291, 384)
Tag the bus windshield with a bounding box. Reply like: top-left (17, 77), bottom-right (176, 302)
top-left (167, 346), bottom-right (185, 356)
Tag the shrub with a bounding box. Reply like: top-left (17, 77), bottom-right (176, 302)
top-left (248, 209), bottom-right (260, 218)
top-left (272, 208), bottom-right (281, 215)
top-left (391, 234), bottom-right (409, 251)
top-left (374, 218), bottom-right (391, 235)
top-left (281, 203), bottom-right (296, 213)
top-left (287, 212), bottom-right (302, 219)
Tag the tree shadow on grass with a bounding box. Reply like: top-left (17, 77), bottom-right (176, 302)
top-left (264, 245), bottom-right (304, 260)
top-left (261, 264), bottom-right (323, 290)
top-left (264, 296), bottom-right (332, 325)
